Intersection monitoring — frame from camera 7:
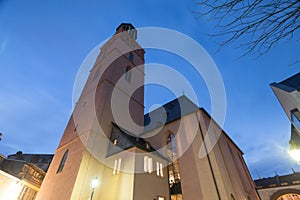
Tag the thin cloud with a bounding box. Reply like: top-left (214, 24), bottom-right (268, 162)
top-left (0, 38), bottom-right (8, 54)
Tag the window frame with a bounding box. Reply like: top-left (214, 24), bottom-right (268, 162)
top-left (56, 149), bottom-right (69, 173)
top-left (125, 66), bottom-right (132, 82)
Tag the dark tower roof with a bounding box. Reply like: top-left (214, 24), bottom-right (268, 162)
top-left (115, 23), bottom-right (137, 40)
top-left (116, 23), bottom-right (136, 32)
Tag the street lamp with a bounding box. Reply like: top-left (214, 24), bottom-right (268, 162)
top-left (289, 125), bottom-right (300, 164)
top-left (90, 177), bottom-right (100, 200)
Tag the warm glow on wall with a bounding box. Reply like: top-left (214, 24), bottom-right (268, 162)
top-left (3, 181), bottom-right (22, 200)
top-left (289, 149), bottom-right (300, 163)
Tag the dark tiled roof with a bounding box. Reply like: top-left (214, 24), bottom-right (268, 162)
top-left (279, 73), bottom-right (300, 91)
top-left (255, 172), bottom-right (300, 188)
top-left (144, 95), bottom-right (199, 132)
top-left (7, 153), bottom-right (54, 172)
top-left (107, 123), bottom-right (159, 157)
top-left (108, 96), bottom-right (199, 159)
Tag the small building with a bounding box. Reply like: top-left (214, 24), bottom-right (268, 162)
top-left (8, 151), bottom-right (54, 172)
top-left (255, 172), bottom-right (300, 200)
top-left (0, 158), bottom-right (45, 200)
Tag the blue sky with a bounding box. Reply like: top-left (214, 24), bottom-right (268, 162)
top-left (0, 0), bottom-right (299, 179)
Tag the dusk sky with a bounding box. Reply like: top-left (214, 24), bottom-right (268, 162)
top-left (0, 0), bottom-right (299, 179)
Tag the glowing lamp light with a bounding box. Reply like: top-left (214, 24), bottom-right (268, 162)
top-left (91, 177), bottom-right (100, 189)
top-left (90, 177), bottom-right (100, 200)
top-left (289, 149), bottom-right (300, 164)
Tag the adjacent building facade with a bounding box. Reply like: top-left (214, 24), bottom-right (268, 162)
top-left (0, 157), bottom-right (45, 200)
top-left (271, 73), bottom-right (300, 153)
top-left (255, 172), bottom-right (300, 200)
top-left (37, 23), bottom-right (259, 200)
top-left (7, 151), bottom-right (54, 172)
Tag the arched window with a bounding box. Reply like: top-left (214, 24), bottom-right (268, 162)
top-left (166, 131), bottom-right (182, 198)
top-left (125, 66), bottom-right (131, 82)
top-left (57, 150), bottom-right (69, 173)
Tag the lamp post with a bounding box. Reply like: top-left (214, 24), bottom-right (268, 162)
top-left (90, 177), bottom-right (100, 200)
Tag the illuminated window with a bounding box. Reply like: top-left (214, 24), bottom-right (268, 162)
top-left (144, 156), bottom-right (153, 173)
top-left (144, 156), bottom-right (148, 172)
top-left (18, 185), bottom-right (37, 200)
top-left (167, 131), bottom-right (182, 197)
top-left (57, 150), bottom-right (69, 173)
top-left (113, 158), bottom-right (122, 175)
top-left (146, 142), bottom-right (150, 150)
top-left (156, 162), bottom-right (164, 177)
top-left (125, 66), bottom-right (131, 82)
top-left (276, 193), bottom-right (300, 200)
top-left (157, 196), bottom-right (166, 200)
top-left (113, 138), bottom-right (118, 145)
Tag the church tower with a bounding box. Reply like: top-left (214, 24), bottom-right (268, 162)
top-left (37, 23), bottom-right (259, 200)
top-left (37, 23), bottom-right (169, 200)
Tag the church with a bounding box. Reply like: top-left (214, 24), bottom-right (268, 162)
top-left (36, 23), bottom-right (259, 200)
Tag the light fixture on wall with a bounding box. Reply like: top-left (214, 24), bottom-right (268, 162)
top-left (90, 177), bottom-right (100, 200)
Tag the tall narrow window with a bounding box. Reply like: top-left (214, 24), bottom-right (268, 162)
top-left (156, 162), bottom-right (164, 177)
top-left (113, 159), bottom-right (118, 175)
top-left (144, 156), bottom-right (153, 173)
top-left (148, 157), bottom-right (153, 173)
top-left (117, 158), bottom-right (122, 174)
top-left (113, 158), bottom-right (122, 175)
top-left (166, 131), bottom-right (182, 198)
top-left (129, 53), bottom-right (134, 61)
top-left (125, 66), bottom-right (131, 82)
top-left (144, 156), bottom-right (148, 172)
top-left (160, 163), bottom-right (163, 177)
top-left (57, 150), bottom-right (69, 173)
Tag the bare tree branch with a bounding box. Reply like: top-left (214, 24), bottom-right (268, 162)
top-left (194, 0), bottom-right (300, 58)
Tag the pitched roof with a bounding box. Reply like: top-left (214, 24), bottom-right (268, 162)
top-left (270, 72), bottom-right (300, 92)
top-left (279, 72), bottom-right (300, 91)
top-left (144, 95), bottom-right (199, 132)
top-left (107, 123), bottom-right (167, 160)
